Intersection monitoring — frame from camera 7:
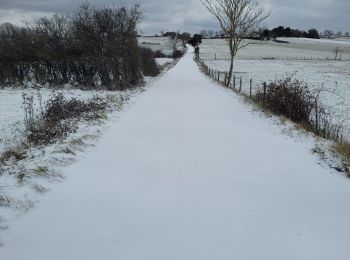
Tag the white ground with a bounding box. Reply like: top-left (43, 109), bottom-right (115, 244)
top-left (1, 47), bottom-right (350, 260)
top-left (277, 37), bottom-right (350, 46)
top-left (0, 88), bottom-right (113, 153)
top-left (155, 57), bottom-right (174, 67)
top-left (201, 38), bottom-right (350, 60)
top-left (139, 37), bottom-right (174, 56)
top-left (200, 39), bottom-right (350, 140)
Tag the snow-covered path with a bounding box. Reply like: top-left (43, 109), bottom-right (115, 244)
top-left (2, 48), bottom-right (350, 260)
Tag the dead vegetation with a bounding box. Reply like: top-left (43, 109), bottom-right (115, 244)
top-left (0, 147), bottom-right (27, 165)
top-left (332, 142), bottom-right (350, 175)
top-left (254, 78), bottom-right (346, 142)
top-left (23, 93), bottom-right (107, 146)
top-left (32, 181), bottom-right (48, 194)
top-left (0, 194), bottom-right (11, 207)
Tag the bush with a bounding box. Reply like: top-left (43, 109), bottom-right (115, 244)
top-left (139, 47), bottom-right (160, 77)
top-left (254, 77), bottom-right (345, 141)
top-left (172, 50), bottom-right (183, 59)
top-left (0, 3), bottom-right (143, 89)
top-left (24, 93), bottom-right (107, 145)
top-left (154, 50), bottom-right (167, 58)
top-left (255, 78), bottom-right (314, 124)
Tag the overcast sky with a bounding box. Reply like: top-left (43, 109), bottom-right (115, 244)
top-left (0, 0), bottom-right (348, 34)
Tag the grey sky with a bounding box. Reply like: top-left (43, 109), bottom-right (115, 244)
top-left (0, 0), bottom-right (348, 34)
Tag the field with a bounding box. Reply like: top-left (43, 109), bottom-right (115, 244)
top-left (199, 38), bottom-right (350, 139)
top-left (139, 36), bottom-right (175, 56)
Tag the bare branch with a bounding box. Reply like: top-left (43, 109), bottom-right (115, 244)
top-left (202, 0), bottom-right (270, 86)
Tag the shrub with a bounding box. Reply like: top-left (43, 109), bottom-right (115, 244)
top-left (255, 78), bottom-right (315, 124)
top-left (172, 50), bottom-right (184, 59)
top-left (254, 77), bottom-right (345, 141)
top-left (154, 50), bottom-right (167, 58)
top-left (139, 47), bottom-right (160, 77)
top-left (24, 93), bottom-right (107, 145)
top-left (0, 3), bottom-right (143, 89)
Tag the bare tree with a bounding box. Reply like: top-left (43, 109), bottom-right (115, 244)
top-left (323, 30), bottom-right (334, 39)
top-left (200, 29), bottom-right (208, 38)
top-left (169, 32), bottom-right (180, 52)
top-left (202, 0), bottom-right (269, 86)
top-left (336, 31), bottom-right (343, 40)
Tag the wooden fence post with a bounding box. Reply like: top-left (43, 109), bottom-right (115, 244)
top-left (239, 77), bottom-right (242, 92)
top-left (263, 82), bottom-right (267, 104)
top-left (250, 79), bottom-right (253, 97)
top-left (315, 100), bottom-right (319, 134)
top-left (233, 75), bottom-right (236, 90)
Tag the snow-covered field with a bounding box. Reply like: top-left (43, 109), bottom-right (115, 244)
top-left (1, 46), bottom-right (350, 260)
top-left (200, 38), bottom-right (350, 139)
top-left (200, 38), bottom-right (350, 60)
top-left (139, 36), bottom-right (174, 56)
top-left (278, 37), bottom-right (350, 47)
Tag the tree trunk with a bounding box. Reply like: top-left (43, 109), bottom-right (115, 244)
top-left (226, 53), bottom-right (234, 87)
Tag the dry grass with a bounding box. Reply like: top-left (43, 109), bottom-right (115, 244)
top-left (24, 93), bottom-right (108, 146)
top-left (15, 196), bottom-right (34, 211)
top-left (0, 194), bottom-right (11, 207)
top-left (0, 147), bottom-right (27, 165)
top-left (16, 171), bottom-right (27, 184)
top-left (332, 142), bottom-right (350, 175)
top-left (32, 181), bottom-right (48, 194)
top-left (54, 147), bottom-right (76, 156)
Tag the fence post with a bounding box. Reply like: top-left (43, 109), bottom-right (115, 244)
top-left (315, 100), bottom-right (319, 134)
top-left (239, 77), bottom-right (242, 92)
top-left (218, 72), bottom-right (220, 82)
top-left (263, 82), bottom-right (267, 105)
top-left (250, 79), bottom-right (253, 97)
top-left (233, 75), bottom-right (236, 90)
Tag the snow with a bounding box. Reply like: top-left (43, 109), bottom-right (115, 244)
top-left (139, 36), bottom-right (174, 56)
top-left (1, 47), bottom-right (350, 259)
top-left (278, 37), bottom-right (350, 46)
top-left (200, 39), bottom-right (350, 140)
top-left (155, 58), bottom-right (174, 67)
top-left (0, 88), bottom-right (134, 240)
top-left (0, 88), bottom-right (118, 154)
top-left (201, 38), bottom-right (350, 60)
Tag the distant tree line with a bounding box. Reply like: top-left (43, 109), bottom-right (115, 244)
top-left (196, 26), bottom-right (350, 41)
top-left (322, 30), bottom-right (350, 39)
top-left (160, 31), bottom-right (192, 44)
top-left (252, 26), bottom-right (320, 40)
top-left (0, 3), bottom-right (159, 89)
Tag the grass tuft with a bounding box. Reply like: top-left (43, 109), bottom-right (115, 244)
top-left (332, 142), bottom-right (350, 175)
top-left (33, 166), bottom-right (49, 175)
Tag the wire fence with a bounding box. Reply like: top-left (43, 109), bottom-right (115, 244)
top-left (198, 57), bottom-right (350, 142)
top-left (199, 53), bottom-right (350, 62)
